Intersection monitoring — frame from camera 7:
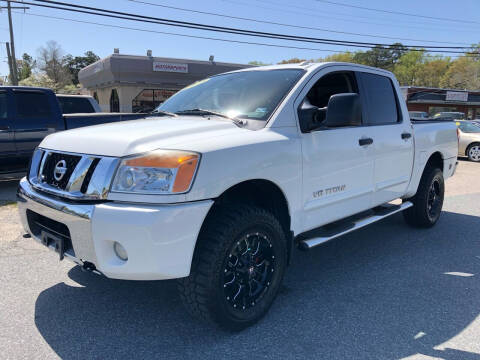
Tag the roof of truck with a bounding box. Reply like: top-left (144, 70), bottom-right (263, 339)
top-left (225, 61), bottom-right (394, 76)
top-left (0, 86), bottom-right (54, 91)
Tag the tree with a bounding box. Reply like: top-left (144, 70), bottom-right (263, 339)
top-left (17, 53), bottom-right (35, 81)
top-left (19, 73), bottom-right (81, 93)
top-left (440, 56), bottom-right (480, 89)
top-left (37, 40), bottom-right (72, 91)
top-left (393, 50), bottom-right (426, 86)
top-left (64, 50), bottom-right (100, 85)
top-left (416, 57), bottom-right (451, 88)
top-left (319, 52), bottom-right (355, 63)
top-left (19, 73), bottom-right (56, 89)
top-left (278, 57), bottom-right (308, 64)
top-left (353, 43), bottom-right (407, 71)
top-left (248, 60), bottom-right (270, 66)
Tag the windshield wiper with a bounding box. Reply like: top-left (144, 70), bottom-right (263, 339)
top-left (175, 108), bottom-right (246, 126)
top-left (150, 109), bottom-right (177, 117)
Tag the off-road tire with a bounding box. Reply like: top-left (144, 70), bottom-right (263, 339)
top-left (177, 204), bottom-right (287, 331)
top-left (403, 167), bottom-right (444, 228)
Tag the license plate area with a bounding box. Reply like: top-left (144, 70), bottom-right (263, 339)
top-left (26, 209), bottom-right (75, 261)
top-left (41, 231), bottom-right (68, 260)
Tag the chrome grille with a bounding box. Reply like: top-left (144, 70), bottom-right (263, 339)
top-left (29, 149), bottom-right (119, 200)
top-left (40, 152), bottom-right (82, 190)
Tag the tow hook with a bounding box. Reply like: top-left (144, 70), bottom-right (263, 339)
top-left (82, 261), bottom-right (97, 272)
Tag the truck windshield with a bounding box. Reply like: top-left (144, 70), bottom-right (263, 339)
top-left (156, 69), bottom-right (304, 121)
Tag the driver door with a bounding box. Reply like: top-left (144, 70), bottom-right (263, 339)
top-left (295, 67), bottom-right (375, 233)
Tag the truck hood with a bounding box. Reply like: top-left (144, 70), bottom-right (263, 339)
top-left (40, 116), bottom-right (245, 157)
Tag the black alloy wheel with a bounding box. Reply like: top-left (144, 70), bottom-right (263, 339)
top-left (223, 232), bottom-right (275, 311)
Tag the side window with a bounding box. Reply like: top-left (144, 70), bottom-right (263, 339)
top-left (15, 91), bottom-right (52, 119)
top-left (57, 97), bottom-right (95, 114)
top-left (0, 92), bottom-right (7, 121)
top-left (359, 72), bottom-right (399, 125)
top-left (306, 71), bottom-right (357, 108)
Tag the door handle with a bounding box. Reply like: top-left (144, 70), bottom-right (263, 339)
top-left (401, 132), bottom-right (412, 139)
top-left (359, 138), bottom-right (373, 146)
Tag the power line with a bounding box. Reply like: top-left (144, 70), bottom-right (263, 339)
top-left (258, 0), bottom-right (464, 28)
top-left (7, 11), bottom-right (477, 61)
top-left (126, 0), bottom-right (471, 45)
top-left (15, 10), bottom-right (350, 54)
top-left (13, 0), bottom-right (474, 52)
top-left (228, 0), bottom-right (480, 35)
top-left (315, 0), bottom-right (480, 25)
top-left (14, 11), bottom-right (479, 60)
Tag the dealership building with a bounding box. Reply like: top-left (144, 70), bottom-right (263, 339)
top-left (401, 86), bottom-right (480, 119)
top-left (78, 51), bottom-right (250, 113)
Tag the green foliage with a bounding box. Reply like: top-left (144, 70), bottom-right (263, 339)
top-left (19, 73), bottom-right (56, 89)
top-left (64, 51), bottom-right (100, 85)
top-left (440, 56), bottom-right (480, 89)
top-left (274, 43), bottom-right (480, 90)
top-left (17, 53), bottom-right (35, 81)
top-left (319, 52), bottom-right (355, 63)
top-left (16, 41), bottom-right (100, 92)
top-left (248, 60), bottom-right (270, 66)
top-left (278, 58), bottom-right (308, 64)
top-left (19, 73), bottom-right (81, 93)
top-left (352, 43), bottom-right (407, 70)
top-left (392, 50), bottom-right (426, 86)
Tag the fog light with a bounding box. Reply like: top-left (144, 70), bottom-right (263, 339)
top-left (113, 242), bottom-right (128, 261)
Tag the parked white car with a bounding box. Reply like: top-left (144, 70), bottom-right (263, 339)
top-left (18, 62), bottom-right (458, 329)
top-left (456, 120), bottom-right (480, 162)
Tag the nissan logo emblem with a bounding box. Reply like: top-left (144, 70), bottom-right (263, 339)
top-left (53, 160), bottom-right (67, 181)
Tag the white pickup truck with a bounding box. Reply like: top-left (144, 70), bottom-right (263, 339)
top-left (17, 62), bottom-right (458, 330)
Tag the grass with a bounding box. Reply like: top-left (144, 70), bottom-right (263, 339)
top-left (0, 201), bottom-right (17, 207)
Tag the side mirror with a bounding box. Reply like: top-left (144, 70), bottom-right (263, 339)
top-left (298, 100), bottom-right (327, 133)
top-left (324, 93), bottom-right (362, 128)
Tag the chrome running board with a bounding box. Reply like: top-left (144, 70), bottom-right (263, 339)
top-left (298, 201), bottom-right (413, 251)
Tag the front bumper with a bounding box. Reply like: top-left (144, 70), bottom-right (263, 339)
top-left (17, 177), bottom-right (213, 280)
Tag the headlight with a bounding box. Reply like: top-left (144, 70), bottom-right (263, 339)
top-left (111, 150), bottom-right (200, 194)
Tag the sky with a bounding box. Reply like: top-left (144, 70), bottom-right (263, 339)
top-left (1, 0), bottom-right (480, 79)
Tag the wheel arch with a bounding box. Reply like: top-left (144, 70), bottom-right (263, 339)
top-left (404, 150), bottom-right (445, 199)
top-left (197, 179), bottom-right (293, 263)
top-left (425, 151), bottom-right (444, 172)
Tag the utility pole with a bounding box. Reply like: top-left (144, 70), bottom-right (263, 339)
top-left (1, 1), bottom-right (29, 85)
top-left (7, 1), bottom-right (18, 85)
top-left (5, 42), bottom-right (15, 84)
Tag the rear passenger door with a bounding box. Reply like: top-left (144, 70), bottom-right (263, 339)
top-left (0, 90), bottom-right (17, 172)
top-left (357, 71), bottom-right (414, 206)
top-left (12, 90), bottom-right (59, 168)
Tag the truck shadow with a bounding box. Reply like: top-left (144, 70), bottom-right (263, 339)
top-left (34, 209), bottom-right (480, 360)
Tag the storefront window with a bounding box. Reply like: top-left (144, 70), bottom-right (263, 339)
top-left (110, 89), bottom-right (120, 112)
top-left (132, 89), bottom-right (178, 113)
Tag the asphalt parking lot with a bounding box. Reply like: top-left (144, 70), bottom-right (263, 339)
top-left (1, 161), bottom-right (480, 360)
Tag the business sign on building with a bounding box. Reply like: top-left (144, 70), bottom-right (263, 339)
top-left (153, 62), bottom-right (188, 73)
top-left (446, 91), bottom-right (468, 102)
